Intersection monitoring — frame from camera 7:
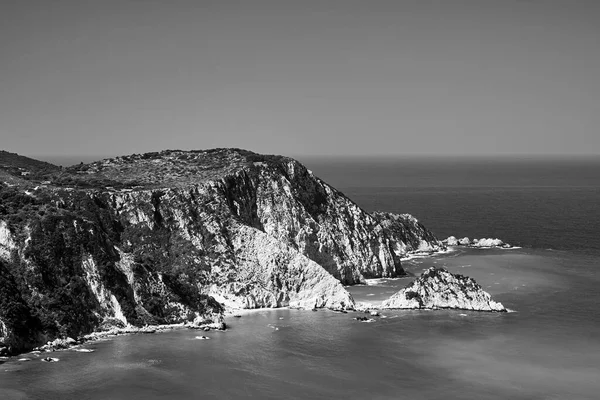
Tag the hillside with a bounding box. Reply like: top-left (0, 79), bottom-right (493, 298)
top-left (0, 150), bottom-right (60, 180)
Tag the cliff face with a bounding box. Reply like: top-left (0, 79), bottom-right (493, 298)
top-left (108, 179), bottom-right (357, 309)
top-left (372, 212), bottom-right (446, 257)
top-left (0, 194), bottom-right (226, 354)
top-left (0, 149), bottom-right (410, 353)
top-left (380, 267), bottom-right (506, 312)
top-left (239, 160), bottom-right (403, 282)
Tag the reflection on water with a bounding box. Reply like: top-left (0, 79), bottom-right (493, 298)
top-left (1, 249), bottom-right (599, 399)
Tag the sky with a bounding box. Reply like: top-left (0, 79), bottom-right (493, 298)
top-left (1, 0), bottom-right (599, 160)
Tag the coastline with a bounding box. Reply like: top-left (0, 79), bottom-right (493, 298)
top-left (2, 305), bottom-right (357, 361)
top-left (3, 236), bottom-right (598, 399)
top-left (0, 320), bottom-right (228, 363)
top-left (1, 244), bottom-right (519, 363)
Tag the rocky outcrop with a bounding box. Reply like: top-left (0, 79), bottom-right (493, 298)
top-left (207, 223), bottom-right (354, 310)
top-left (381, 267), bottom-right (506, 312)
top-left (224, 158), bottom-right (403, 283)
top-left (0, 220), bottom-right (16, 260)
top-left (444, 236), bottom-right (513, 248)
top-left (372, 212), bottom-right (446, 257)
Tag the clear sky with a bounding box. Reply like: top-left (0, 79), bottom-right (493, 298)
top-left (1, 0), bottom-right (599, 159)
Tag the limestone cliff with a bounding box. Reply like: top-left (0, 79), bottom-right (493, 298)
top-left (372, 212), bottom-right (446, 257)
top-left (73, 149), bottom-right (403, 284)
top-left (380, 267), bottom-right (506, 312)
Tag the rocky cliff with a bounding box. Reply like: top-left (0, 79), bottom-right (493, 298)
top-left (372, 212), bottom-right (446, 257)
top-left (380, 267), bottom-right (506, 312)
top-left (0, 148), bottom-right (439, 353)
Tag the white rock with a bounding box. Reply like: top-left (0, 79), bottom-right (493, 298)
top-left (458, 237), bottom-right (471, 245)
top-left (381, 267), bottom-right (506, 312)
top-left (471, 238), bottom-right (505, 248)
top-left (0, 220), bottom-right (16, 261)
top-left (445, 236), bottom-right (511, 248)
top-left (445, 236), bottom-right (459, 246)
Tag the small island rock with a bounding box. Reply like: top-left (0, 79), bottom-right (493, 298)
top-left (380, 267), bottom-right (506, 312)
top-left (443, 236), bottom-right (513, 249)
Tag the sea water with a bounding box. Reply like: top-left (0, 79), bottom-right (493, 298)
top-left (1, 157), bottom-right (599, 399)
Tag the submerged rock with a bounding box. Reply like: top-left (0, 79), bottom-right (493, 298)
top-left (381, 267), bottom-right (506, 312)
top-left (354, 316), bottom-right (375, 322)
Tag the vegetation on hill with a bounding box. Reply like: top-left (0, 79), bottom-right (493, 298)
top-left (0, 148), bottom-right (292, 190)
top-left (0, 150), bottom-right (60, 181)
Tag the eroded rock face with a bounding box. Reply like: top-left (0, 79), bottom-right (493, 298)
top-left (372, 212), bottom-right (446, 257)
top-left (0, 220), bottom-right (16, 261)
top-left (207, 223), bottom-right (354, 310)
top-left (223, 160), bottom-right (403, 283)
top-left (380, 267), bottom-right (506, 312)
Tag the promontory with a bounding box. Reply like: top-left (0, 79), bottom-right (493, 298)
top-left (0, 148), bottom-right (447, 354)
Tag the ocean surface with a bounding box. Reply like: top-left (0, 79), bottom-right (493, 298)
top-left (1, 156), bottom-right (599, 399)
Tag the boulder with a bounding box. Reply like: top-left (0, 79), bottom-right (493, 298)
top-left (458, 237), bottom-right (471, 245)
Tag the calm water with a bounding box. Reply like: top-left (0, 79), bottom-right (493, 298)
top-left (1, 157), bottom-right (599, 399)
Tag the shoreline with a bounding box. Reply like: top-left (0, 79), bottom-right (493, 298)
top-left (0, 320), bottom-right (227, 363)
top-left (1, 246), bottom-right (523, 363)
top-left (1, 306), bottom-right (355, 362)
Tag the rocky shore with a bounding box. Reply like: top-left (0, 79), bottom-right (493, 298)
top-left (4, 320), bottom-right (229, 360)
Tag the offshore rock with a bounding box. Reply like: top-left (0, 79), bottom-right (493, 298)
top-left (444, 236), bottom-right (512, 248)
top-left (458, 237), bottom-right (471, 246)
top-left (372, 212), bottom-right (446, 257)
top-left (381, 267), bottom-right (506, 312)
top-left (471, 238), bottom-right (510, 248)
top-left (445, 236), bottom-right (460, 246)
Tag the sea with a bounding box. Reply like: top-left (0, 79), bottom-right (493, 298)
top-left (1, 156), bottom-right (599, 400)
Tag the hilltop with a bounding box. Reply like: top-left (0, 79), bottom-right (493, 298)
top-left (0, 150), bottom-right (60, 184)
top-left (1, 149), bottom-right (293, 190)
